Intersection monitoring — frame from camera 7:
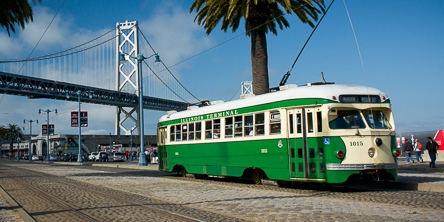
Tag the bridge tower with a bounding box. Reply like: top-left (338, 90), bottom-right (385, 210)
top-left (115, 21), bottom-right (141, 136)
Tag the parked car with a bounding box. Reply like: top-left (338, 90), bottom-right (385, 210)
top-left (49, 154), bottom-right (59, 161)
top-left (110, 152), bottom-right (125, 162)
top-left (99, 152), bottom-right (108, 162)
top-left (70, 154), bottom-right (78, 162)
top-left (23, 154), bottom-right (31, 160)
top-left (88, 152), bottom-right (99, 161)
top-left (62, 153), bottom-right (71, 162)
top-left (32, 155), bottom-right (43, 161)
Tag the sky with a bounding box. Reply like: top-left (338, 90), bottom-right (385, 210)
top-left (0, 0), bottom-right (443, 137)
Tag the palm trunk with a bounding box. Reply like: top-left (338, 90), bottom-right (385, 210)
top-left (251, 29), bottom-right (269, 95)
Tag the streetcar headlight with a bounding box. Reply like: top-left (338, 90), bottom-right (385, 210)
top-left (375, 138), bottom-right (383, 146)
top-left (368, 148), bottom-right (375, 158)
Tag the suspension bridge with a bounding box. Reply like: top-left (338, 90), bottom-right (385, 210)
top-left (0, 21), bottom-right (201, 136)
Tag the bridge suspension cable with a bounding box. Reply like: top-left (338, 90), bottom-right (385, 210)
top-left (138, 28), bottom-right (201, 103)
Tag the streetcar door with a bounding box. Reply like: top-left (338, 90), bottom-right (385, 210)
top-left (288, 108), bottom-right (325, 180)
top-left (158, 126), bottom-right (167, 170)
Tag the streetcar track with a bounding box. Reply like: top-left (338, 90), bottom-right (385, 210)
top-left (0, 164), bottom-right (246, 222)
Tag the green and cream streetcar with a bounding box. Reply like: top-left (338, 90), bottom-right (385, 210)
top-left (157, 82), bottom-right (399, 185)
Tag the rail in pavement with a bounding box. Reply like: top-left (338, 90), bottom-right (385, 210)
top-left (82, 160), bottom-right (444, 193)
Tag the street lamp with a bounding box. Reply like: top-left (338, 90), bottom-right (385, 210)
top-left (24, 119), bottom-right (38, 162)
top-left (16, 138), bottom-right (21, 160)
top-left (67, 90), bottom-right (92, 163)
top-left (120, 52), bottom-right (160, 166)
top-left (39, 109), bottom-right (57, 161)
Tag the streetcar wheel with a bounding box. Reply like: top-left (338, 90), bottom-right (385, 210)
top-left (180, 167), bottom-right (187, 177)
top-left (251, 169), bottom-right (263, 185)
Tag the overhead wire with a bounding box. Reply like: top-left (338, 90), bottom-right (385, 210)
top-left (137, 1), bottom-right (331, 103)
top-left (16, 0), bottom-right (67, 74)
top-left (286, 0), bottom-right (335, 76)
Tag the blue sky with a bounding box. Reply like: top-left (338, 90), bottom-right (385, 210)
top-left (0, 0), bottom-right (443, 136)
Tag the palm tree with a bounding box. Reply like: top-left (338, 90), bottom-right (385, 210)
top-left (0, 0), bottom-right (42, 36)
top-left (190, 0), bottom-right (325, 95)
top-left (7, 124), bottom-right (23, 140)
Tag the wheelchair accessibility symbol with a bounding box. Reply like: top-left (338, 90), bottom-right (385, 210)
top-left (324, 138), bottom-right (330, 145)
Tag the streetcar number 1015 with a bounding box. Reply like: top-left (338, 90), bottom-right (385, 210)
top-left (350, 141), bottom-right (364, 146)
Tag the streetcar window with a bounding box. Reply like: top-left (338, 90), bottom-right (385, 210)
top-left (329, 110), bottom-right (366, 129)
top-left (309, 148), bottom-right (315, 158)
top-left (188, 123), bottom-right (194, 140)
top-left (270, 111), bottom-right (281, 134)
top-left (170, 126), bottom-right (175, 142)
top-left (175, 125), bottom-right (181, 141)
top-left (307, 112), bottom-right (314, 133)
top-left (320, 164), bottom-right (325, 173)
top-left (234, 116), bottom-right (243, 137)
top-left (296, 113), bottom-right (302, 133)
top-left (298, 148), bottom-right (303, 158)
top-left (205, 121), bottom-right (212, 139)
top-left (213, 119), bottom-right (221, 139)
top-left (225, 117), bottom-right (233, 138)
top-left (255, 113), bottom-right (265, 136)
top-left (182, 124), bottom-right (187, 141)
top-left (289, 114), bottom-right (294, 134)
top-left (317, 112), bottom-right (322, 132)
top-left (195, 122), bottom-right (202, 140)
top-left (244, 115), bottom-right (253, 136)
top-left (298, 163), bottom-right (303, 172)
top-left (362, 110), bottom-right (392, 129)
top-left (310, 163), bottom-right (316, 173)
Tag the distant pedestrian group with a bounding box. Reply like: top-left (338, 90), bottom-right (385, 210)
top-left (403, 137), bottom-right (439, 168)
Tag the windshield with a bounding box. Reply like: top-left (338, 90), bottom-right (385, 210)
top-left (362, 110), bottom-right (392, 129)
top-left (329, 110), bottom-right (366, 129)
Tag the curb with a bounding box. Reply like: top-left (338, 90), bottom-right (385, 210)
top-left (380, 181), bottom-right (444, 193)
top-left (0, 186), bottom-right (35, 222)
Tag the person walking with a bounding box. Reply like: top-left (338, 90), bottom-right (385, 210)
top-left (426, 137), bottom-right (439, 168)
top-left (414, 139), bottom-right (423, 163)
top-left (403, 138), bottom-right (414, 164)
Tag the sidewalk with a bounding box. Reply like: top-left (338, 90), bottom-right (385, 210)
top-left (389, 160), bottom-right (444, 192)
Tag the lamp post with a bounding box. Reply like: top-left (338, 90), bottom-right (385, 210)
top-left (39, 109), bottom-right (57, 161)
top-left (16, 138), bottom-right (21, 160)
top-left (24, 119), bottom-right (38, 162)
top-left (120, 52), bottom-right (160, 166)
top-left (67, 90), bottom-right (92, 163)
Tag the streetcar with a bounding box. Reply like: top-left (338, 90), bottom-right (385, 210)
top-left (157, 82), bottom-right (399, 186)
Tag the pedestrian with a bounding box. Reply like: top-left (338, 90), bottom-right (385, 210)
top-left (145, 149), bottom-right (150, 164)
top-left (414, 139), bottom-right (423, 163)
top-left (403, 138), bottom-right (414, 164)
top-left (426, 137), bottom-right (439, 168)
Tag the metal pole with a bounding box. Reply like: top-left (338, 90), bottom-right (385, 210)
top-left (109, 133), bottom-right (112, 152)
top-left (29, 122), bottom-right (32, 160)
top-left (24, 119), bottom-right (37, 162)
top-left (130, 130), bottom-right (133, 161)
top-left (46, 111), bottom-right (50, 161)
top-left (78, 91), bottom-right (83, 163)
top-left (137, 54), bottom-right (147, 166)
top-left (16, 137), bottom-right (20, 161)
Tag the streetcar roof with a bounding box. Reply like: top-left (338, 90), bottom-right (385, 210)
top-left (159, 84), bottom-right (388, 123)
